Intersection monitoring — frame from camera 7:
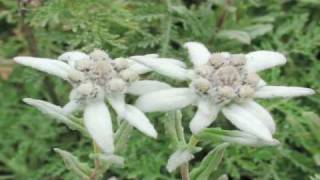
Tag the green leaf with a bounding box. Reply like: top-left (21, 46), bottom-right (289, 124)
top-left (166, 147), bottom-right (194, 172)
top-left (217, 30), bottom-right (251, 44)
top-left (114, 121), bottom-right (133, 151)
top-left (23, 98), bottom-right (88, 136)
top-left (190, 143), bottom-right (229, 180)
top-left (54, 148), bottom-right (92, 180)
top-left (244, 24), bottom-right (273, 39)
top-left (196, 128), bottom-right (279, 146)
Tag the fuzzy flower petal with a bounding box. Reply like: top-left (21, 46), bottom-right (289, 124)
top-left (130, 56), bottom-right (190, 80)
top-left (127, 60), bottom-right (153, 74)
top-left (63, 100), bottom-right (84, 115)
top-left (240, 101), bottom-right (276, 134)
top-left (123, 105), bottom-right (157, 138)
top-left (222, 104), bottom-right (273, 141)
top-left (58, 51), bottom-right (89, 68)
top-left (245, 51), bottom-right (287, 72)
top-left (127, 80), bottom-right (171, 95)
top-left (84, 101), bottom-right (114, 154)
top-left (221, 130), bottom-right (280, 146)
top-left (128, 54), bottom-right (186, 75)
top-left (135, 88), bottom-right (198, 112)
top-left (190, 99), bottom-right (221, 134)
top-left (166, 148), bottom-right (194, 172)
top-left (23, 98), bottom-right (70, 121)
top-left (184, 42), bottom-right (211, 66)
top-left (255, 86), bottom-right (315, 98)
top-left (257, 79), bottom-right (267, 87)
top-left (107, 93), bottom-right (126, 118)
top-left (14, 56), bottom-right (73, 80)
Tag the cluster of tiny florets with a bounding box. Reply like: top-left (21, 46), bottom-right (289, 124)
top-left (68, 49), bottom-right (138, 103)
top-left (191, 53), bottom-right (260, 105)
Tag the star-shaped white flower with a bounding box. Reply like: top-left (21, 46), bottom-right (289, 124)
top-left (14, 49), bottom-right (181, 154)
top-left (131, 42), bottom-right (315, 144)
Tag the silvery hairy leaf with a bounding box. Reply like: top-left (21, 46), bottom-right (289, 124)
top-left (190, 143), bottom-right (229, 180)
top-left (54, 148), bottom-right (92, 180)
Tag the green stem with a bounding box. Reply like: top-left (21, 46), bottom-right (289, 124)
top-left (188, 135), bottom-right (199, 147)
top-left (90, 142), bottom-right (101, 180)
top-left (167, 111), bottom-right (199, 180)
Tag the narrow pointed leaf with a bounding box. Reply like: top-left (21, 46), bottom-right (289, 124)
top-left (54, 148), bottom-right (92, 180)
top-left (23, 98), bottom-right (87, 134)
top-left (196, 128), bottom-right (279, 146)
top-left (166, 148), bottom-right (194, 172)
top-left (190, 143), bottom-right (229, 180)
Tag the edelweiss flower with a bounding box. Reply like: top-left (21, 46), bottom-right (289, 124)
top-left (132, 42), bottom-right (315, 144)
top-left (14, 50), bottom-right (180, 154)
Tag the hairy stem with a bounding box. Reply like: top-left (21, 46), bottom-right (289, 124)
top-left (180, 163), bottom-right (190, 180)
top-left (90, 142), bottom-right (101, 180)
top-left (172, 111), bottom-right (190, 180)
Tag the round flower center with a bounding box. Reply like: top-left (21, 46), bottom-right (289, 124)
top-left (68, 49), bottom-right (139, 102)
top-left (191, 53), bottom-right (259, 105)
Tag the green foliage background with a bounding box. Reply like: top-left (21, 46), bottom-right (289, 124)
top-left (0, 0), bottom-right (319, 179)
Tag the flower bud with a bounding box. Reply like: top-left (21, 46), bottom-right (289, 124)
top-left (68, 70), bottom-right (85, 83)
top-left (192, 78), bottom-right (211, 93)
top-left (230, 54), bottom-right (246, 67)
top-left (239, 85), bottom-right (255, 98)
top-left (89, 49), bottom-right (110, 61)
top-left (109, 78), bottom-right (127, 92)
top-left (119, 69), bottom-right (139, 82)
top-left (194, 64), bottom-right (213, 77)
top-left (218, 86), bottom-right (236, 98)
top-left (113, 58), bottom-right (129, 71)
top-left (76, 83), bottom-right (104, 100)
top-left (75, 60), bottom-right (93, 72)
top-left (209, 53), bottom-right (225, 68)
top-left (246, 73), bottom-right (260, 87)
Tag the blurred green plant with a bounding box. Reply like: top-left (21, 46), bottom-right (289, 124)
top-left (0, 0), bottom-right (319, 179)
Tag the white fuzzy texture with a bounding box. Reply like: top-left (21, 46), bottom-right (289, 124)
top-left (127, 60), bottom-right (153, 74)
top-left (166, 149), bottom-right (194, 172)
top-left (14, 56), bottom-right (73, 80)
top-left (58, 51), bottom-right (89, 68)
top-left (222, 131), bottom-right (279, 146)
top-left (189, 99), bottom-right (221, 134)
top-left (240, 101), bottom-right (276, 134)
top-left (222, 104), bottom-right (273, 142)
top-left (98, 154), bottom-right (124, 167)
top-left (184, 42), bottom-right (211, 66)
top-left (23, 98), bottom-right (70, 122)
top-left (257, 79), bottom-right (267, 87)
top-left (135, 88), bottom-right (197, 112)
top-left (84, 101), bottom-right (114, 154)
top-left (127, 80), bottom-right (171, 95)
top-left (255, 86), bottom-right (315, 98)
top-left (246, 51), bottom-right (287, 72)
top-left (63, 100), bottom-right (83, 115)
top-left (123, 105), bottom-right (158, 138)
top-left (127, 54), bottom-right (186, 75)
top-left (107, 93), bottom-right (126, 118)
top-left (131, 56), bottom-right (189, 80)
